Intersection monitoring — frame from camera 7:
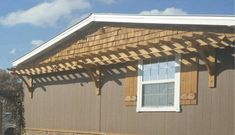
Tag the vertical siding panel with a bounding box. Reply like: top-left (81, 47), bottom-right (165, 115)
top-left (111, 81), bottom-right (121, 133)
top-left (156, 113), bottom-right (166, 135)
top-left (89, 86), bottom-right (94, 131)
top-left (121, 95), bottom-right (128, 133)
top-left (230, 69), bottom-right (235, 135)
top-left (116, 86), bottom-right (123, 133)
top-left (188, 69), bottom-right (212, 135)
top-left (106, 83), bottom-right (113, 132)
top-left (165, 112), bottom-right (187, 135)
top-left (82, 84), bottom-right (87, 130)
top-left (126, 108), bottom-right (137, 134)
top-left (100, 87), bottom-right (105, 133)
top-left (233, 70), bottom-right (235, 135)
top-left (201, 73), bottom-right (212, 135)
top-left (70, 85), bottom-right (76, 130)
top-left (56, 85), bottom-right (63, 129)
top-left (142, 113), bottom-right (154, 135)
top-left (24, 76), bottom-right (100, 132)
top-left (211, 69), bottom-right (234, 135)
top-left (76, 85), bottom-right (82, 130)
top-left (23, 51), bottom-right (234, 135)
top-left (32, 94), bottom-right (37, 128)
top-left (80, 85), bottom-right (84, 130)
top-left (85, 83), bottom-right (91, 130)
top-left (65, 84), bottom-right (72, 130)
top-left (62, 85), bottom-right (66, 129)
top-left (225, 70), bottom-right (233, 135)
top-left (101, 81), bottom-right (110, 133)
top-left (35, 90), bottom-right (40, 128)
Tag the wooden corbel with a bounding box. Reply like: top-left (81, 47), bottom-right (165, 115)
top-left (197, 49), bottom-right (216, 87)
top-left (18, 76), bottom-right (34, 98)
top-left (185, 39), bottom-right (216, 88)
top-left (87, 68), bottom-right (101, 95)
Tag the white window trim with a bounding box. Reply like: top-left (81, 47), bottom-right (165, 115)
top-left (136, 55), bottom-right (181, 112)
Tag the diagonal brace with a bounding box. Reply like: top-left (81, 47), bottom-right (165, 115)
top-left (198, 49), bottom-right (216, 88)
top-left (87, 68), bottom-right (101, 95)
top-left (18, 76), bottom-right (34, 98)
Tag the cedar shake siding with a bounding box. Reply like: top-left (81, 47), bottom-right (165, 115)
top-left (23, 48), bottom-right (234, 135)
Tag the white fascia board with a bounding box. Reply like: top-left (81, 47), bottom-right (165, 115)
top-left (12, 14), bottom-right (235, 67)
top-left (94, 14), bottom-right (235, 26)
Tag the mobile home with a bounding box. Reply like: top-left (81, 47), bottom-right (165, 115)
top-left (10, 14), bottom-right (235, 135)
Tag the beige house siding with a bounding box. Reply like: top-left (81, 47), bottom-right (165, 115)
top-left (23, 49), bottom-right (234, 135)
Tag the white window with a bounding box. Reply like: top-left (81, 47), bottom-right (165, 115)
top-left (137, 55), bottom-right (181, 112)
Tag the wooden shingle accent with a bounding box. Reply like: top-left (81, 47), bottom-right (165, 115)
top-left (37, 26), bottom-right (234, 65)
top-left (124, 62), bottom-right (138, 106)
top-left (180, 54), bottom-right (198, 105)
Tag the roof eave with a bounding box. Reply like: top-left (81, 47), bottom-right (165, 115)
top-left (12, 14), bottom-right (96, 67)
top-left (12, 14), bottom-right (235, 67)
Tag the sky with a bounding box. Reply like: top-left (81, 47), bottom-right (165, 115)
top-left (0, 0), bottom-right (234, 69)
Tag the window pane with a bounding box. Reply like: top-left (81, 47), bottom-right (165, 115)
top-left (159, 95), bottom-right (168, 106)
top-left (150, 83), bottom-right (160, 106)
top-left (142, 84), bottom-right (153, 106)
top-left (142, 58), bottom-right (175, 82)
top-left (142, 82), bottom-right (174, 107)
top-left (142, 63), bottom-right (151, 81)
top-left (167, 83), bottom-right (174, 106)
top-left (150, 62), bottom-right (158, 80)
top-left (158, 61), bottom-right (167, 80)
top-left (167, 61), bottom-right (175, 79)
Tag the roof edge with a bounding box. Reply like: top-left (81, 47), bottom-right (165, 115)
top-left (12, 13), bottom-right (235, 67)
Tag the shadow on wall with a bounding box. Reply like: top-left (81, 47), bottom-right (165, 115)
top-left (32, 47), bottom-right (234, 93)
top-left (33, 61), bottom-right (134, 92)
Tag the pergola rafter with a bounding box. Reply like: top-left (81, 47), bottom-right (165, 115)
top-left (9, 30), bottom-right (235, 98)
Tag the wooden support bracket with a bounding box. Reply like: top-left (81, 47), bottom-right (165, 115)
top-left (195, 48), bottom-right (216, 88)
top-left (203, 50), bottom-right (216, 88)
top-left (185, 39), bottom-right (217, 88)
top-left (18, 76), bottom-right (34, 98)
top-left (88, 68), bottom-right (101, 95)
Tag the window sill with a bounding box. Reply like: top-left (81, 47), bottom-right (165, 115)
top-left (136, 106), bottom-right (180, 112)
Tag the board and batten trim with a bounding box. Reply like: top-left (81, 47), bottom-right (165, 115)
top-left (136, 54), bottom-right (181, 112)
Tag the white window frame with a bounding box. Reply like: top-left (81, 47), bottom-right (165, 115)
top-left (136, 55), bottom-right (181, 112)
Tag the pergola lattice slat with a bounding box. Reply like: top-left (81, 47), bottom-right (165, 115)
top-left (9, 28), bottom-right (235, 97)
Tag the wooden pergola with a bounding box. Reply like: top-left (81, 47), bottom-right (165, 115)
top-left (8, 14), bottom-right (235, 98)
top-left (9, 31), bottom-right (234, 98)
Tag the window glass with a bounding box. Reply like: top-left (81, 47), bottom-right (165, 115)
top-left (142, 63), bottom-right (151, 81)
top-left (142, 58), bottom-right (175, 81)
top-left (137, 56), bottom-right (180, 112)
top-left (167, 61), bottom-right (175, 79)
top-left (151, 62), bottom-right (158, 80)
top-left (142, 83), bottom-right (174, 107)
top-left (158, 61), bottom-right (168, 80)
